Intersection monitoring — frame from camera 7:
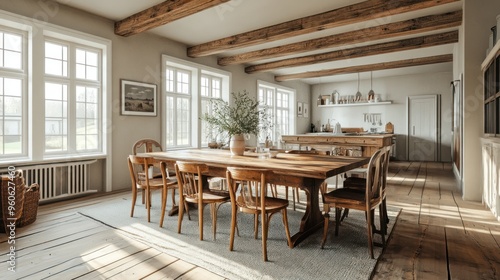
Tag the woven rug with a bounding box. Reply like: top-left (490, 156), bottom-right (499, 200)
top-left (78, 192), bottom-right (399, 280)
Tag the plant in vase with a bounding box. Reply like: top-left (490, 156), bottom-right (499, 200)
top-left (201, 90), bottom-right (270, 155)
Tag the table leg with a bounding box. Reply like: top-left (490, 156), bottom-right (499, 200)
top-left (290, 178), bottom-right (324, 247)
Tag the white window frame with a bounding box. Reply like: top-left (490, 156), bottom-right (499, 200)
top-left (0, 26), bottom-right (28, 160)
top-left (162, 55), bottom-right (231, 150)
top-left (257, 80), bottom-right (296, 145)
top-left (0, 9), bottom-right (112, 189)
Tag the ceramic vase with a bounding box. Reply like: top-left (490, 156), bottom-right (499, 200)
top-left (229, 134), bottom-right (245, 156)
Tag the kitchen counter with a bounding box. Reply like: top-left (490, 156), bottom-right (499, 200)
top-left (281, 133), bottom-right (394, 157)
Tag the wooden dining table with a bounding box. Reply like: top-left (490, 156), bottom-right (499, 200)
top-left (141, 149), bottom-right (370, 248)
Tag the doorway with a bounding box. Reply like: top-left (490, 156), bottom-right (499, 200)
top-left (407, 95), bottom-right (439, 161)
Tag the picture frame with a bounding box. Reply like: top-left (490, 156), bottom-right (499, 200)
top-left (303, 103), bottom-right (309, 118)
top-left (120, 79), bottom-right (157, 116)
top-left (297, 102), bottom-right (303, 117)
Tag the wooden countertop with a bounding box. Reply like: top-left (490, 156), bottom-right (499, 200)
top-left (281, 133), bottom-right (394, 148)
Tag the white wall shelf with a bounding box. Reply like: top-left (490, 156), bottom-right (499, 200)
top-left (318, 101), bottom-right (393, 107)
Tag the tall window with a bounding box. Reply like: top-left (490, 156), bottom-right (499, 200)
top-left (165, 67), bottom-right (191, 147)
top-left (0, 30), bottom-right (24, 156)
top-left (258, 82), bottom-right (294, 144)
top-left (201, 74), bottom-right (223, 146)
top-left (44, 40), bottom-right (102, 154)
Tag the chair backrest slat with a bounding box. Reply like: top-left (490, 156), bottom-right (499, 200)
top-left (226, 168), bottom-right (270, 208)
top-left (175, 161), bottom-right (208, 198)
top-left (364, 149), bottom-right (385, 207)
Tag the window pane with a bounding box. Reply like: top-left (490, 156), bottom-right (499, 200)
top-left (4, 96), bottom-right (22, 116)
top-left (4, 78), bottom-right (21, 96)
top-left (45, 42), bottom-right (67, 77)
top-left (45, 82), bottom-right (67, 152)
top-left (45, 42), bottom-right (63, 59)
top-left (86, 65), bottom-right (97, 80)
top-left (76, 49), bottom-right (85, 64)
top-left (45, 58), bottom-right (63, 76)
top-left (3, 135), bottom-right (21, 154)
top-left (86, 51), bottom-right (97, 66)
top-left (166, 96), bottom-right (174, 146)
top-left (76, 86), bottom-right (99, 151)
top-left (4, 50), bottom-right (21, 69)
top-left (4, 33), bottom-right (21, 52)
top-left (76, 64), bottom-right (86, 79)
top-left (45, 135), bottom-right (64, 151)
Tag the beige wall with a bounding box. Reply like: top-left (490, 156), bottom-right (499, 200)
top-left (0, 0), bottom-right (311, 191)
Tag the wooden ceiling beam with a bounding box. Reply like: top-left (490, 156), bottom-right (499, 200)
top-left (274, 54), bottom-right (453, 82)
top-left (187, 0), bottom-right (459, 57)
top-left (219, 10), bottom-right (462, 66)
top-left (115, 0), bottom-right (230, 37)
top-left (245, 31), bottom-right (459, 74)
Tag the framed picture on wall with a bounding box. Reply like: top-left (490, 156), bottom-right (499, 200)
top-left (303, 103), bottom-right (309, 118)
top-left (297, 102), bottom-right (303, 117)
top-left (120, 79), bottom-right (157, 116)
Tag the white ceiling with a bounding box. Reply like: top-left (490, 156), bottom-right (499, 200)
top-left (57, 0), bottom-right (462, 84)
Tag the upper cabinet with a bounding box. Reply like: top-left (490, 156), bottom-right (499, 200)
top-left (482, 39), bottom-right (500, 137)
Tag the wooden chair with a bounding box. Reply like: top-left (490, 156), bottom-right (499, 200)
top-left (127, 155), bottom-right (178, 227)
top-left (175, 161), bottom-right (230, 241)
top-left (132, 138), bottom-right (163, 154)
top-left (132, 139), bottom-right (172, 205)
top-left (341, 146), bottom-right (392, 232)
top-left (226, 167), bottom-right (292, 261)
top-left (320, 148), bottom-right (386, 258)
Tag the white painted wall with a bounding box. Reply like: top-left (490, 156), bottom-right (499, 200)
top-left (461, 0), bottom-right (500, 202)
top-left (310, 71), bottom-right (453, 161)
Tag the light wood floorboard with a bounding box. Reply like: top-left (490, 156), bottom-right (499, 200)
top-left (1, 162), bottom-right (499, 279)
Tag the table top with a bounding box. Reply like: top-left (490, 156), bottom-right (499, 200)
top-left (142, 149), bottom-right (370, 180)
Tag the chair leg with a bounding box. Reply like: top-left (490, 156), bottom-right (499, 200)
top-left (130, 187), bottom-right (137, 217)
top-left (177, 196), bottom-right (184, 234)
top-left (261, 212), bottom-right (268, 261)
top-left (146, 187), bottom-right (152, 223)
top-left (281, 209), bottom-right (292, 248)
top-left (335, 207), bottom-right (341, 236)
top-left (160, 186), bottom-right (167, 228)
top-left (367, 209), bottom-right (375, 259)
top-left (210, 203), bottom-right (217, 240)
top-left (229, 204), bottom-right (237, 251)
top-left (291, 187), bottom-right (296, 211)
top-left (340, 208), bottom-right (349, 221)
top-left (198, 201), bottom-right (204, 241)
top-left (321, 209), bottom-right (330, 249)
top-left (379, 204), bottom-right (386, 246)
top-left (254, 213), bottom-right (259, 239)
top-left (171, 188), bottom-right (177, 206)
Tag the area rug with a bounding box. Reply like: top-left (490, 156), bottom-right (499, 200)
top-left (78, 193), bottom-right (399, 280)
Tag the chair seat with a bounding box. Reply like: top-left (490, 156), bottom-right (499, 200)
top-left (137, 177), bottom-right (177, 189)
top-left (184, 192), bottom-right (229, 204)
top-left (236, 196), bottom-right (288, 212)
top-left (323, 188), bottom-right (368, 209)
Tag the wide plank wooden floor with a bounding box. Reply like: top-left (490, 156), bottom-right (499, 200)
top-left (1, 161), bottom-right (499, 279)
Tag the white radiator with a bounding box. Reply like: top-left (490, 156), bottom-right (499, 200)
top-left (1, 160), bottom-right (97, 202)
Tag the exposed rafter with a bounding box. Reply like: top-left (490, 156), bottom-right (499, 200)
top-left (219, 11), bottom-right (462, 66)
top-left (187, 0), bottom-right (459, 57)
top-left (115, 0), bottom-right (230, 37)
top-left (274, 54), bottom-right (453, 82)
top-left (246, 31), bottom-right (459, 74)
